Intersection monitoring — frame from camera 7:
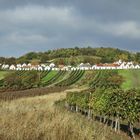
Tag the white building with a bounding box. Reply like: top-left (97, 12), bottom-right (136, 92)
top-left (71, 67), bottom-right (77, 71)
top-left (16, 67), bottom-right (22, 71)
top-left (27, 63), bottom-right (32, 67)
top-left (38, 66), bottom-right (43, 71)
top-left (9, 65), bottom-right (16, 70)
top-left (16, 64), bottom-right (22, 68)
top-left (49, 63), bottom-right (55, 68)
top-left (22, 63), bottom-right (27, 67)
top-left (78, 63), bottom-right (91, 70)
top-left (52, 67), bottom-right (59, 71)
top-left (2, 64), bottom-right (9, 70)
top-left (44, 66), bottom-right (51, 71)
top-left (41, 64), bottom-right (46, 68)
top-left (135, 65), bottom-right (140, 69)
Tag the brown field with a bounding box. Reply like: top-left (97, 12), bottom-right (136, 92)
top-left (0, 86), bottom-right (67, 101)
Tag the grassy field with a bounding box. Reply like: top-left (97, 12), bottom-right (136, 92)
top-left (118, 70), bottom-right (140, 90)
top-left (0, 88), bottom-right (136, 140)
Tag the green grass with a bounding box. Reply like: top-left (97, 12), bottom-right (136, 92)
top-left (119, 69), bottom-right (140, 90)
top-left (0, 71), bottom-right (10, 80)
top-left (41, 71), bottom-right (58, 83)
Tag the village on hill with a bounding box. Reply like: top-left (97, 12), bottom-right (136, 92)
top-left (0, 60), bottom-right (140, 71)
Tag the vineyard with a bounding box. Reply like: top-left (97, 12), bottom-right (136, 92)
top-left (0, 70), bottom-right (85, 91)
top-left (65, 70), bottom-right (140, 139)
top-left (0, 69), bottom-right (140, 139)
top-left (55, 70), bottom-right (85, 86)
top-left (89, 70), bottom-right (124, 89)
top-left (0, 69), bottom-right (140, 90)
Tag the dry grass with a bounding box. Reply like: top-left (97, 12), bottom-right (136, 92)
top-left (0, 90), bottom-right (93, 140)
top-left (0, 89), bottom-right (136, 140)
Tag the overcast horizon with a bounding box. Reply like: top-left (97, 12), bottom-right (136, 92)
top-left (0, 0), bottom-right (140, 57)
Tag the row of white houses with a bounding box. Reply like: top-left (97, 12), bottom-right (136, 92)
top-left (0, 60), bottom-right (140, 71)
top-left (0, 63), bottom-right (56, 71)
top-left (78, 60), bottom-right (140, 70)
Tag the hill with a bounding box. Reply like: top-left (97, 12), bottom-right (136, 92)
top-left (1, 47), bottom-right (140, 65)
top-left (17, 47), bottom-right (139, 65)
top-left (0, 69), bottom-right (140, 93)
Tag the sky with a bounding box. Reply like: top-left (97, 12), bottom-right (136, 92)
top-left (0, 0), bottom-right (140, 57)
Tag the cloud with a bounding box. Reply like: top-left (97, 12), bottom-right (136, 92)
top-left (0, 1), bottom-right (140, 56)
top-left (0, 5), bottom-right (79, 55)
top-left (0, 5), bottom-right (76, 31)
top-left (0, 33), bottom-right (48, 45)
top-left (101, 21), bottom-right (140, 39)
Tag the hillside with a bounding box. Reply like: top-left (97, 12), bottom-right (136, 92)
top-left (17, 47), bottom-right (139, 65)
top-left (0, 68), bottom-right (140, 140)
top-left (1, 47), bottom-right (140, 65)
top-left (0, 69), bottom-right (140, 92)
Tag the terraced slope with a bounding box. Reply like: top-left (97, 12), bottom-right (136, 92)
top-left (1, 69), bottom-right (140, 90)
top-left (40, 71), bottom-right (68, 86)
top-left (40, 71), bottom-right (50, 79)
top-left (56, 70), bottom-right (85, 86)
top-left (41, 71), bottom-right (58, 86)
top-left (41, 70), bottom-right (67, 86)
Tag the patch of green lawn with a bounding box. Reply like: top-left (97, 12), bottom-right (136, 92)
top-left (131, 70), bottom-right (140, 88)
top-left (118, 70), bottom-right (140, 90)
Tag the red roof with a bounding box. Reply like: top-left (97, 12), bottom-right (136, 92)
top-left (96, 63), bottom-right (120, 67)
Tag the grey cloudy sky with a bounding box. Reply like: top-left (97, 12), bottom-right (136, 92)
top-left (0, 0), bottom-right (140, 57)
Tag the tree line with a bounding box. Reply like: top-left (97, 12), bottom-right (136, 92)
top-left (1, 47), bottom-right (140, 65)
top-left (1, 71), bottom-right (40, 90)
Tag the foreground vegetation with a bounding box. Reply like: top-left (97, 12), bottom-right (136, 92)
top-left (0, 89), bottom-right (137, 140)
top-left (65, 70), bottom-right (140, 139)
top-left (0, 69), bottom-right (140, 139)
top-left (66, 88), bottom-right (140, 139)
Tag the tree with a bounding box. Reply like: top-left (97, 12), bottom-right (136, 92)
top-left (4, 73), bottom-right (22, 89)
top-left (22, 71), bottom-right (40, 88)
top-left (40, 54), bottom-right (49, 63)
top-left (3, 71), bottom-right (40, 90)
top-left (135, 52), bottom-right (140, 63)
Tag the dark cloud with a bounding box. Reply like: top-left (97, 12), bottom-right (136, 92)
top-left (0, 0), bottom-right (140, 56)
